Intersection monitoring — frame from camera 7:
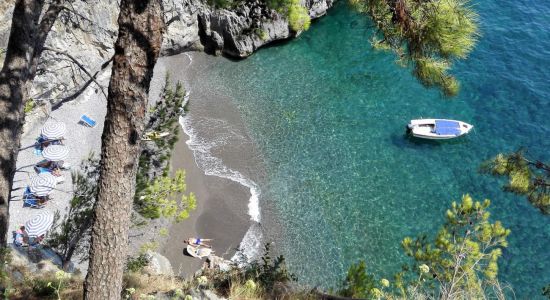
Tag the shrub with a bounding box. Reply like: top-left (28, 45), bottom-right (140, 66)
top-left (135, 170), bottom-right (197, 222)
top-left (127, 254), bottom-right (151, 273)
top-left (288, 0), bottom-right (310, 32)
top-left (24, 99), bottom-right (36, 114)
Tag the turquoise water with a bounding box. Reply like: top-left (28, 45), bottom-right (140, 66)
top-left (200, 1), bottom-right (550, 297)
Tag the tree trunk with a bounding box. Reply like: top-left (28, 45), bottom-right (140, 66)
top-left (0, 0), bottom-right (46, 246)
top-left (0, 0), bottom-right (64, 246)
top-left (83, 0), bottom-right (164, 298)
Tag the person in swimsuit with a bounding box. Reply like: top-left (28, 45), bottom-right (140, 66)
top-left (14, 226), bottom-right (29, 247)
top-left (184, 237), bottom-right (212, 248)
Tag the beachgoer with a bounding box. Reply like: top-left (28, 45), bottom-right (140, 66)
top-left (184, 237), bottom-right (212, 248)
top-left (34, 160), bottom-right (62, 176)
top-left (14, 226), bottom-right (28, 247)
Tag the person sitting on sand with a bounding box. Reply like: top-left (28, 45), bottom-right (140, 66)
top-left (14, 226), bottom-right (29, 247)
top-left (184, 237), bottom-right (212, 248)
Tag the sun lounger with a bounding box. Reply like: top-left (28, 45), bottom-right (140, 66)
top-left (79, 114), bottom-right (97, 127)
top-left (23, 189), bottom-right (47, 209)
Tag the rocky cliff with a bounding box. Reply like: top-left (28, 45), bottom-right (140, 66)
top-left (0, 0), bottom-right (334, 105)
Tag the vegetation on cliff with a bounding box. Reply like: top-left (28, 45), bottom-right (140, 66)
top-left (207, 0), bottom-right (312, 32)
top-left (351, 0), bottom-right (479, 96)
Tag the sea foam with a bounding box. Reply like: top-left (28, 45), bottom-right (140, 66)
top-left (178, 86), bottom-right (262, 262)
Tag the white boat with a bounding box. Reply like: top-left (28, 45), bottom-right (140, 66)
top-left (186, 245), bottom-right (213, 258)
top-left (407, 119), bottom-right (473, 140)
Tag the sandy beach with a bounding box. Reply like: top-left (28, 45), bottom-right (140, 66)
top-left (8, 50), bottom-right (264, 278)
top-left (8, 69), bottom-right (110, 271)
top-left (152, 52), bottom-right (266, 277)
top-left (159, 127), bottom-right (251, 277)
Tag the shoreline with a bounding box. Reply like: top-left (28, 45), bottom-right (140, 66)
top-left (154, 52), bottom-right (266, 277)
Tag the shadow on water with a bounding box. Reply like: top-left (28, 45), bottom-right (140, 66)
top-left (391, 132), bottom-right (470, 150)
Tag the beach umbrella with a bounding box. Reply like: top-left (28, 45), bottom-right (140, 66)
top-left (25, 212), bottom-right (54, 237)
top-left (41, 121), bottom-right (66, 140)
top-left (42, 145), bottom-right (69, 162)
top-left (29, 173), bottom-right (56, 196)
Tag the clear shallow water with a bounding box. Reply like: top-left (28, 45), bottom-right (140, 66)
top-left (195, 1), bottom-right (550, 297)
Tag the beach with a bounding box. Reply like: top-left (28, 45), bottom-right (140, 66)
top-left (151, 52), bottom-right (267, 277)
top-left (8, 69), bottom-right (110, 271)
top-left (8, 51), bottom-right (265, 277)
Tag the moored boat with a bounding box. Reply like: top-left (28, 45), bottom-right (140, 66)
top-left (407, 119), bottom-right (473, 140)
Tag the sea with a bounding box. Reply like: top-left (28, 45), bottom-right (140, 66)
top-left (173, 0), bottom-right (550, 297)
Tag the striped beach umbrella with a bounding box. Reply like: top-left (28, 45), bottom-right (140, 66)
top-left (29, 173), bottom-right (56, 196)
top-left (25, 212), bottom-right (54, 237)
top-left (42, 145), bottom-right (69, 162)
top-left (41, 121), bottom-right (66, 140)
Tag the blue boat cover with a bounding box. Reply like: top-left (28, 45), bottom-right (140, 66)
top-left (435, 120), bottom-right (461, 136)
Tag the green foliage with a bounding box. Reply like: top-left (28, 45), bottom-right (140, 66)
top-left (136, 75), bottom-right (185, 197)
top-left (139, 241), bottom-right (159, 254)
top-left (414, 58), bottom-right (459, 96)
top-left (482, 150), bottom-right (550, 214)
top-left (30, 278), bottom-right (57, 298)
top-left (543, 283), bottom-right (550, 299)
top-left (24, 99), bottom-right (36, 114)
top-left (135, 170), bottom-right (196, 221)
top-left (339, 261), bottom-right (378, 298)
top-left (288, 0), bottom-right (311, 32)
top-left (351, 0), bottom-right (479, 96)
top-left (27, 271), bottom-right (71, 299)
top-left (159, 227), bottom-right (169, 237)
top-left (47, 153), bottom-right (99, 266)
top-left (126, 254), bottom-right (151, 273)
top-left (400, 194), bottom-right (509, 298)
top-left (211, 243), bottom-right (297, 297)
top-left (338, 195), bottom-right (509, 299)
top-left (255, 28), bottom-right (269, 41)
top-left (0, 247), bottom-right (12, 292)
top-left (135, 75), bottom-right (196, 222)
top-left (245, 243), bottom-right (297, 291)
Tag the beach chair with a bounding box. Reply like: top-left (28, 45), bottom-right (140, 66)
top-left (79, 114), bottom-right (97, 127)
top-left (23, 188), bottom-right (47, 209)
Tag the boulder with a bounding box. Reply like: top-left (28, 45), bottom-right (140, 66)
top-left (142, 251), bottom-right (174, 276)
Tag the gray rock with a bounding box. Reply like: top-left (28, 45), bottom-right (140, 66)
top-left (196, 0), bottom-right (335, 57)
top-left (188, 289), bottom-right (226, 300)
top-left (143, 251), bottom-right (174, 276)
top-left (0, 0), bottom-right (334, 104)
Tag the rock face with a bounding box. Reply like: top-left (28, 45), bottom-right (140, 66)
top-left (0, 0), bottom-right (334, 104)
top-left (196, 0), bottom-right (335, 57)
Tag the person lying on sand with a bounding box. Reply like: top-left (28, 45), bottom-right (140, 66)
top-left (34, 160), bottom-right (62, 176)
top-left (184, 237), bottom-right (212, 248)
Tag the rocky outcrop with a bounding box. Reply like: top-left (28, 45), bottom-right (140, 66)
top-left (0, 0), bottom-right (334, 104)
top-left (142, 251), bottom-right (174, 276)
top-left (196, 0), bottom-right (334, 57)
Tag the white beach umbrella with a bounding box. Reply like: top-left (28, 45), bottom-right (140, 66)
top-left (41, 121), bottom-right (66, 140)
top-left (25, 212), bottom-right (54, 237)
top-left (42, 145), bottom-right (69, 162)
top-left (29, 173), bottom-right (56, 196)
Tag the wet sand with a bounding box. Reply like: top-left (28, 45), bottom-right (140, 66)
top-left (153, 52), bottom-right (264, 278)
top-left (160, 126), bottom-right (251, 277)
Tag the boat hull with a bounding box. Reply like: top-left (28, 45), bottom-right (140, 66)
top-left (407, 119), bottom-right (473, 140)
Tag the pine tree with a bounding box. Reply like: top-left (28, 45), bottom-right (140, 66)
top-left (350, 0), bottom-right (479, 96)
top-left (482, 150), bottom-right (550, 215)
top-left (83, 0), bottom-right (165, 298)
top-left (338, 195), bottom-right (510, 299)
